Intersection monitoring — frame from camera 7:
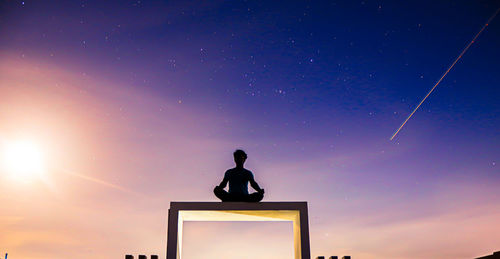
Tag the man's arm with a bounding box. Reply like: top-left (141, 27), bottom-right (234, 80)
top-left (249, 173), bottom-right (264, 193)
top-left (217, 171), bottom-right (229, 188)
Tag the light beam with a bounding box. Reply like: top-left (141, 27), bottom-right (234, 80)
top-left (390, 7), bottom-right (500, 141)
top-left (60, 169), bottom-right (142, 196)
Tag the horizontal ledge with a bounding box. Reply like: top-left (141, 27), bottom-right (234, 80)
top-left (170, 201), bottom-right (308, 211)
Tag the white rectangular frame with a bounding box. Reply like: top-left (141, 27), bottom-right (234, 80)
top-left (166, 202), bottom-right (310, 259)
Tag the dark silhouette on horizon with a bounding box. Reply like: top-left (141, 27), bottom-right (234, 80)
top-left (475, 251), bottom-right (500, 259)
top-left (214, 149), bottom-right (264, 202)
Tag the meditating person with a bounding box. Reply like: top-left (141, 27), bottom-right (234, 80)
top-left (214, 149), bottom-right (264, 202)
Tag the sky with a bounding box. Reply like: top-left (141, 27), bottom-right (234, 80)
top-left (0, 0), bottom-right (499, 258)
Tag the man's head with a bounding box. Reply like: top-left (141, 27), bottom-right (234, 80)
top-left (233, 149), bottom-right (247, 167)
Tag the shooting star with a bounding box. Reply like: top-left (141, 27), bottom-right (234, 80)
top-left (390, 7), bottom-right (500, 141)
top-left (61, 169), bottom-right (144, 196)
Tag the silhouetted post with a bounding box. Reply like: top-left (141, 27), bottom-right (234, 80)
top-left (125, 255), bottom-right (134, 259)
top-left (138, 255), bottom-right (147, 259)
top-left (330, 257), bottom-right (338, 259)
top-left (342, 256), bottom-right (351, 259)
top-left (150, 256), bottom-right (158, 259)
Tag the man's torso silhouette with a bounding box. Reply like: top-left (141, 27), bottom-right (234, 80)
top-left (224, 168), bottom-right (254, 196)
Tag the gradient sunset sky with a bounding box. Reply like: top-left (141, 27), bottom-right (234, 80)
top-left (1, 1), bottom-right (499, 259)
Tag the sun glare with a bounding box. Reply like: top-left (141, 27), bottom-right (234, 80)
top-left (2, 140), bottom-right (45, 181)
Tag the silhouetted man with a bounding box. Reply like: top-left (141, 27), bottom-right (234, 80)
top-left (214, 149), bottom-right (264, 202)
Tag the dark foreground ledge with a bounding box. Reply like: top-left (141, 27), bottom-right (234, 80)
top-left (475, 251), bottom-right (500, 259)
top-left (169, 201), bottom-right (308, 210)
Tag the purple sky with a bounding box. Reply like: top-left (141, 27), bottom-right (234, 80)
top-left (0, 1), bottom-right (499, 258)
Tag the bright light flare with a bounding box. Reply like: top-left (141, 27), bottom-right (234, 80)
top-left (2, 140), bottom-right (45, 181)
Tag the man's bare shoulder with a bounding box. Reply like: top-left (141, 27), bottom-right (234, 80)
top-left (242, 168), bottom-right (253, 176)
top-left (225, 168), bottom-right (237, 175)
top-left (226, 168), bottom-right (252, 174)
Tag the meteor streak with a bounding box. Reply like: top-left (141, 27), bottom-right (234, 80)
top-left (390, 7), bottom-right (500, 141)
top-left (61, 169), bottom-right (142, 196)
